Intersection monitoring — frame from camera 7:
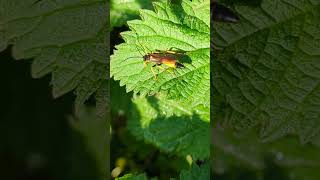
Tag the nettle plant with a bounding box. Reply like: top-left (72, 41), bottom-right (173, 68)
top-left (212, 0), bottom-right (320, 178)
top-left (0, 0), bottom-right (108, 116)
top-left (111, 0), bottom-right (210, 178)
top-left (0, 0), bottom-right (108, 178)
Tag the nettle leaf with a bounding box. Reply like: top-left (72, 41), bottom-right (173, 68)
top-left (179, 163), bottom-right (210, 180)
top-left (128, 95), bottom-right (210, 160)
top-left (110, 0), bottom-right (161, 28)
top-left (213, 0), bottom-right (320, 143)
top-left (0, 0), bottom-right (108, 113)
top-left (116, 173), bottom-right (147, 180)
top-left (111, 0), bottom-right (210, 106)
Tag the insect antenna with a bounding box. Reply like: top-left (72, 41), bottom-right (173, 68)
top-left (124, 56), bottom-right (142, 61)
top-left (133, 31), bottom-right (154, 54)
top-left (123, 31), bottom-right (146, 61)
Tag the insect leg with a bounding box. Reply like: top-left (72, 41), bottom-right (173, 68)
top-left (154, 49), bottom-right (164, 53)
top-left (144, 61), bottom-right (148, 68)
top-left (167, 47), bottom-right (187, 54)
top-left (157, 65), bottom-right (176, 77)
top-left (150, 65), bottom-right (158, 80)
top-left (169, 68), bottom-right (177, 77)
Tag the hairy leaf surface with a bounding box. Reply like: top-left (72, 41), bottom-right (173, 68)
top-left (212, 0), bottom-right (320, 177)
top-left (213, 0), bottom-right (320, 143)
top-left (111, 0), bottom-right (210, 106)
top-left (0, 0), bottom-right (108, 113)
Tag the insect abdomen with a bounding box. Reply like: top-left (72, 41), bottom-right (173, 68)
top-left (162, 59), bottom-right (177, 68)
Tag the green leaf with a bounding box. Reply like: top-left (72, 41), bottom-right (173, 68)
top-left (179, 163), bottom-right (210, 180)
top-left (69, 105), bottom-right (109, 178)
top-left (117, 163), bottom-right (209, 180)
top-left (116, 173), bottom-right (147, 180)
top-left (111, 0), bottom-right (210, 106)
top-left (213, 0), bottom-right (320, 143)
top-left (110, 0), bottom-right (161, 28)
top-left (0, 0), bottom-right (108, 112)
top-left (128, 95), bottom-right (210, 160)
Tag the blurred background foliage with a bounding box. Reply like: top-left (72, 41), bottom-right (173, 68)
top-left (0, 0), bottom-right (109, 179)
top-left (110, 0), bottom-right (161, 28)
top-left (0, 48), bottom-right (108, 180)
top-left (212, 0), bottom-right (320, 179)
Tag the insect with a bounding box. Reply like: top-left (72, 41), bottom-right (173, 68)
top-left (125, 39), bottom-right (186, 80)
top-left (212, 1), bottom-right (239, 23)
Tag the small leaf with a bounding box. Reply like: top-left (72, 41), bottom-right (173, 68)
top-left (110, 0), bottom-right (160, 28)
top-left (179, 162), bottom-right (210, 180)
top-left (116, 173), bottom-right (147, 180)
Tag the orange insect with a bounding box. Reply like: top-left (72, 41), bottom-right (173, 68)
top-left (125, 40), bottom-right (186, 80)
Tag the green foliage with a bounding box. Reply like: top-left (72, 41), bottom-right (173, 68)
top-left (213, 0), bottom-right (320, 143)
top-left (117, 163), bottom-right (209, 180)
top-left (110, 0), bottom-right (161, 28)
top-left (111, 0), bottom-right (210, 106)
top-left (213, 0), bottom-right (320, 178)
top-left (111, 0), bottom-right (210, 159)
top-left (111, 0), bottom-right (210, 178)
top-left (111, 79), bottom-right (133, 114)
top-left (180, 163), bottom-right (210, 180)
top-left (129, 95), bottom-right (209, 160)
top-left (0, 0), bottom-right (108, 114)
top-left (116, 173), bottom-right (147, 180)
